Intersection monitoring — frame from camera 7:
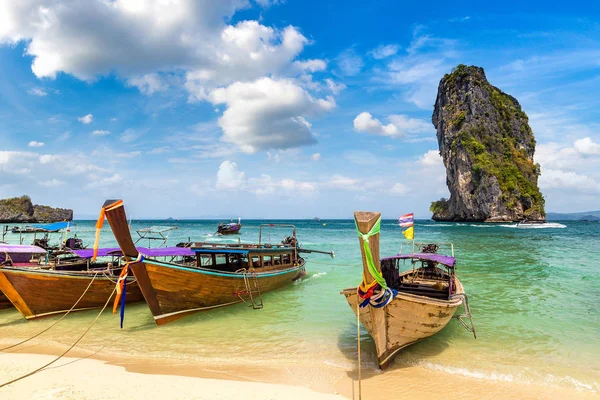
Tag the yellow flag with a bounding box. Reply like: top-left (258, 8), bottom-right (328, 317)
top-left (402, 226), bottom-right (414, 240)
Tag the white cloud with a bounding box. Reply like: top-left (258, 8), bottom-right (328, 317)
top-left (39, 179), bottom-right (65, 187)
top-left (57, 131), bottom-right (71, 141)
top-left (184, 20), bottom-right (311, 98)
top-left (390, 183), bottom-right (409, 195)
top-left (388, 114), bottom-right (432, 134)
top-left (574, 137), bottom-right (600, 155)
top-left (327, 174), bottom-right (360, 189)
top-left (209, 77), bottom-right (335, 153)
top-left (311, 153), bottom-right (321, 161)
top-left (86, 174), bottom-right (124, 189)
top-left (148, 146), bottom-right (170, 155)
top-left (28, 87), bottom-right (47, 96)
top-left (127, 73), bottom-right (170, 95)
top-left (120, 129), bottom-right (141, 143)
top-left (1, 1), bottom-right (339, 154)
top-left (294, 59), bottom-right (327, 72)
top-left (534, 138), bottom-right (600, 196)
top-left (353, 112), bottom-right (400, 137)
top-left (420, 150), bottom-right (443, 166)
top-left (28, 141), bottom-right (44, 147)
top-left (252, 174), bottom-right (318, 196)
top-left (324, 78), bottom-right (346, 95)
top-left (336, 48), bottom-right (363, 76)
top-left (374, 30), bottom-right (458, 109)
top-left (539, 169), bottom-right (600, 192)
top-left (115, 151), bottom-right (141, 158)
top-left (216, 160), bottom-right (246, 190)
top-left (369, 44), bottom-right (400, 59)
top-left (92, 130), bottom-right (111, 136)
top-left (78, 114), bottom-right (93, 124)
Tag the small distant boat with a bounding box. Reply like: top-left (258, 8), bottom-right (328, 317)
top-left (216, 218), bottom-right (242, 235)
top-left (10, 221), bottom-right (70, 234)
top-left (103, 199), bottom-right (333, 325)
top-left (516, 219), bottom-right (546, 226)
top-left (341, 211), bottom-right (475, 369)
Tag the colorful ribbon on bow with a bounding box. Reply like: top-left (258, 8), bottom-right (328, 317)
top-left (92, 200), bottom-right (124, 262)
top-left (113, 253), bottom-right (144, 329)
top-left (355, 216), bottom-right (397, 308)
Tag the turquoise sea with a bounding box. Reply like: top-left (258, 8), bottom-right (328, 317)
top-left (1, 219), bottom-right (598, 393)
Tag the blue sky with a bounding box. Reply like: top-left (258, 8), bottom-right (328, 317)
top-left (1, 1), bottom-right (599, 218)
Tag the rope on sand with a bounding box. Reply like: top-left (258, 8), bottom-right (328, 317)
top-left (0, 271), bottom-right (100, 352)
top-left (0, 286), bottom-right (116, 388)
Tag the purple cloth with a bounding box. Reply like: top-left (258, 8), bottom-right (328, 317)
top-left (71, 248), bottom-right (123, 258)
top-left (382, 252), bottom-right (456, 267)
top-left (0, 244), bottom-right (46, 263)
top-left (72, 246), bottom-right (193, 259)
top-left (0, 244), bottom-right (46, 254)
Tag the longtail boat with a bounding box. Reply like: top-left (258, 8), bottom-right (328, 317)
top-left (341, 211), bottom-right (475, 369)
top-left (0, 246), bottom-right (193, 320)
top-left (103, 199), bottom-right (333, 325)
top-left (0, 248), bottom-right (141, 319)
top-left (216, 218), bottom-right (242, 235)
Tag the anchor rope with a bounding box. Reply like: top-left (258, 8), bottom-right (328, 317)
top-left (356, 296), bottom-right (362, 400)
top-left (0, 286), bottom-right (117, 388)
top-left (0, 271), bottom-right (100, 352)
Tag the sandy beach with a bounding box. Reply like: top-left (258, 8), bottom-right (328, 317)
top-left (1, 344), bottom-right (598, 400)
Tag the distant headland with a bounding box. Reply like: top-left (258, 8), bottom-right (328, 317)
top-left (0, 195), bottom-right (73, 223)
top-left (430, 65), bottom-right (545, 223)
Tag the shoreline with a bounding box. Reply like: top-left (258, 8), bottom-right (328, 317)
top-left (0, 342), bottom-right (598, 399)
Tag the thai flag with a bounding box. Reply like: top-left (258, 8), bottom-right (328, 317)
top-left (398, 213), bottom-right (414, 227)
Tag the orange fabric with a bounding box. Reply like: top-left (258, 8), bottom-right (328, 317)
top-left (112, 265), bottom-right (130, 314)
top-left (91, 200), bottom-right (124, 262)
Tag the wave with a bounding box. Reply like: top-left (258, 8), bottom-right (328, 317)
top-left (500, 223), bottom-right (567, 229)
top-left (293, 272), bottom-right (327, 285)
top-left (417, 361), bottom-right (598, 393)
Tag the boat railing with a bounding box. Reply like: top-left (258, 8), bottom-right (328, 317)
top-left (134, 226), bottom-right (178, 248)
top-left (258, 224), bottom-right (297, 245)
top-left (190, 241), bottom-right (293, 250)
top-left (399, 241), bottom-right (454, 257)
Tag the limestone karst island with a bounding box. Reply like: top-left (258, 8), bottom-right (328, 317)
top-left (0, 196), bottom-right (73, 223)
top-left (430, 65), bottom-right (545, 222)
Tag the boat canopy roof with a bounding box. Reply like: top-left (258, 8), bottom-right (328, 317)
top-left (193, 248), bottom-right (250, 255)
top-left (0, 244), bottom-right (47, 254)
top-left (382, 252), bottom-right (456, 267)
top-left (72, 246), bottom-right (193, 259)
top-left (31, 221), bottom-right (70, 231)
top-left (191, 243), bottom-right (294, 255)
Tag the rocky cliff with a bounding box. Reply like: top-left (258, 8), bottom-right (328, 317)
top-left (0, 196), bottom-right (73, 223)
top-left (430, 65), bottom-right (545, 222)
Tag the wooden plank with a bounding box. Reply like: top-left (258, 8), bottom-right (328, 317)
top-left (353, 211), bottom-right (389, 368)
top-left (0, 271), bottom-right (34, 316)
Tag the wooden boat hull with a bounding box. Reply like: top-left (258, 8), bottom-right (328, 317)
top-left (0, 292), bottom-right (12, 310)
top-left (0, 267), bottom-right (144, 320)
top-left (131, 260), bottom-right (305, 325)
top-left (341, 277), bottom-right (464, 368)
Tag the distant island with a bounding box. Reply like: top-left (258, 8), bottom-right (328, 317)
top-left (0, 195), bottom-right (73, 223)
top-left (430, 65), bottom-right (545, 223)
top-left (546, 210), bottom-right (600, 221)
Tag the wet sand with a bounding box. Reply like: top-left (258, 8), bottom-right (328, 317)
top-left (0, 344), bottom-right (598, 399)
